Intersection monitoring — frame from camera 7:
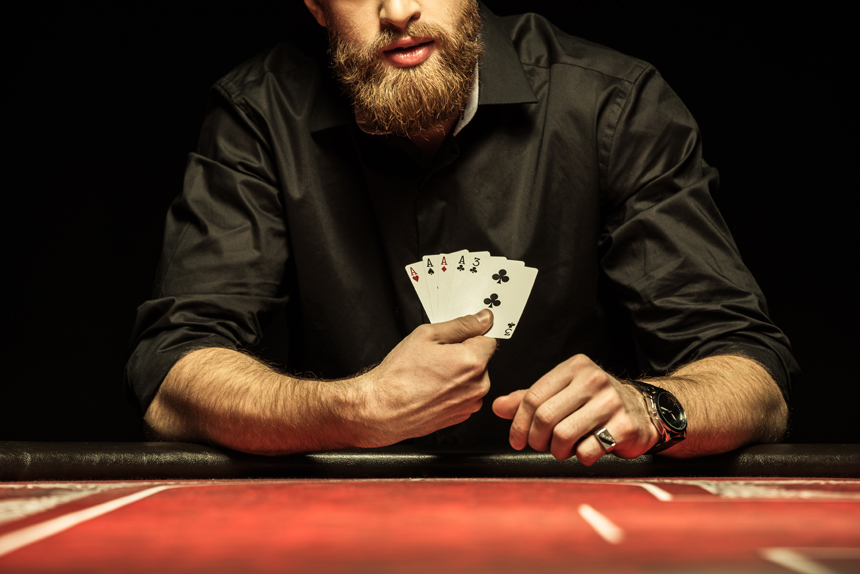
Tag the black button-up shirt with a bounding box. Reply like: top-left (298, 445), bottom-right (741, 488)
top-left (127, 4), bottom-right (798, 446)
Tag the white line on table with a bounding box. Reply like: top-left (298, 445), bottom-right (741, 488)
top-left (656, 479), bottom-right (860, 500)
top-left (629, 482), bottom-right (673, 501)
top-left (0, 485), bottom-right (175, 558)
top-left (760, 548), bottom-right (834, 574)
top-left (578, 504), bottom-right (624, 544)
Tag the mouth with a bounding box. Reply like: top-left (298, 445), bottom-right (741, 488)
top-left (380, 36), bottom-right (436, 68)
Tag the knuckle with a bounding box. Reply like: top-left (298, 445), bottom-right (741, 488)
top-left (414, 323), bottom-right (434, 339)
top-left (481, 337), bottom-right (499, 358)
top-left (534, 405), bottom-right (557, 428)
top-left (598, 388), bottom-right (624, 412)
top-left (567, 354), bottom-right (593, 370)
top-left (453, 315), bottom-right (474, 333)
top-left (465, 359), bottom-right (486, 380)
top-left (582, 370), bottom-right (610, 393)
top-left (522, 389), bottom-right (544, 410)
top-left (611, 417), bottom-right (635, 441)
top-left (509, 420), bottom-right (528, 440)
top-left (574, 444), bottom-right (601, 467)
top-left (578, 455), bottom-right (598, 467)
top-left (467, 379), bottom-right (490, 401)
top-left (552, 424), bottom-right (575, 445)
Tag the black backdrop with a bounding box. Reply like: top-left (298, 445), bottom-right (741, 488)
top-left (4, 2), bottom-right (855, 444)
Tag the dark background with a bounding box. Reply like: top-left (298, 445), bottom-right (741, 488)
top-left (4, 2), bottom-right (855, 444)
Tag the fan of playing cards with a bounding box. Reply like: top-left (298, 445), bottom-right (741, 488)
top-left (405, 250), bottom-right (538, 339)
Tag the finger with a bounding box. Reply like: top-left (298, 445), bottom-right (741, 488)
top-left (476, 371), bottom-right (492, 400)
top-left (574, 434), bottom-right (610, 467)
top-left (527, 384), bottom-right (595, 453)
top-left (548, 401), bottom-right (605, 461)
top-left (572, 407), bottom-right (645, 464)
top-left (461, 334), bottom-right (499, 365)
top-left (508, 363), bottom-right (584, 451)
top-left (492, 390), bottom-right (527, 420)
top-left (434, 309), bottom-right (494, 344)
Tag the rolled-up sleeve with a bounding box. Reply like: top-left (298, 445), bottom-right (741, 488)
top-left (126, 84), bottom-right (290, 414)
top-left (598, 65), bottom-right (798, 400)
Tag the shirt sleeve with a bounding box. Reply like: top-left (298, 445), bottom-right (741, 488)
top-left (125, 83), bottom-right (290, 415)
top-left (598, 65), bottom-right (798, 400)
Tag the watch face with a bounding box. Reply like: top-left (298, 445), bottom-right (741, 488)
top-left (656, 392), bottom-right (687, 432)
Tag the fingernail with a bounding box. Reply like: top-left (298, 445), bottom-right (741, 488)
top-left (474, 309), bottom-right (492, 324)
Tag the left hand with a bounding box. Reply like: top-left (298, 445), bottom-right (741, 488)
top-left (492, 354), bottom-right (658, 465)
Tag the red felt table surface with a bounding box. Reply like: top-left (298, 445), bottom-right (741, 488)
top-left (1, 478), bottom-right (859, 573)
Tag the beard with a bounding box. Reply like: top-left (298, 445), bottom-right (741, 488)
top-left (326, 1), bottom-right (483, 137)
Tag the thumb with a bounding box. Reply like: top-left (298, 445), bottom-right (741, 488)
top-left (435, 309), bottom-right (494, 344)
top-left (492, 390), bottom-right (527, 420)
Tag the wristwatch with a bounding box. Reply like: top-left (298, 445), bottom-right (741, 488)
top-left (624, 380), bottom-right (687, 454)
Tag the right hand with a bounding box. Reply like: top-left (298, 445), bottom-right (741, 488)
top-left (357, 309), bottom-right (497, 447)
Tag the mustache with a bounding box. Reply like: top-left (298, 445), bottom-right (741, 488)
top-left (335, 21), bottom-right (454, 63)
top-left (377, 22), bottom-right (445, 48)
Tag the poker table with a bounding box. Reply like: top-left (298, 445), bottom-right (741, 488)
top-left (2, 442), bottom-right (858, 573)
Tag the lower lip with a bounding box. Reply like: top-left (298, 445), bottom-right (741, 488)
top-left (382, 41), bottom-right (436, 68)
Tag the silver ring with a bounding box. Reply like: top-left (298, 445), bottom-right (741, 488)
top-left (594, 427), bottom-right (617, 453)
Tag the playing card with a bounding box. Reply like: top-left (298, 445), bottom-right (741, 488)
top-left (479, 264), bottom-right (538, 339)
top-left (407, 250), bottom-right (538, 339)
top-left (453, 258), bottom-right (537, 338)
top-left (404, 260), bottom-right (434, 321)
top-left (446, 251), bottom-right (494, 320)
top-left (452, 256), bottom-right (518, 317)
top-left (422, 254), bottom-right (443, 322)
top-left (435, 249), bottom-right (468, 322)
top-left (445, 250), bottom-right (482, 315)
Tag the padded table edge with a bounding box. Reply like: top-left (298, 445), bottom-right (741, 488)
top-left (2, 442), bottom-right (858, 480)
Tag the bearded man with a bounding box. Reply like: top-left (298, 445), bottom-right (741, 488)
top-left (128, 0), bottom-right (797, 463)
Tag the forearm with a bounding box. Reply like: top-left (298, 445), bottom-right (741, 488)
top-left (647, 354), bottom-right (788, 457)
top-left (143, 314), bottom-right (496, 455)
top-left (144, 347), bottom-right (370, 455)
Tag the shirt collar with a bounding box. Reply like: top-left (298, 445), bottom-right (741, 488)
top-left (452, 67), bottom-right (479, 136)
top-left (310, 2), bottom-right (537, 134)
top-left (474, 2), bottom-right (537, 106)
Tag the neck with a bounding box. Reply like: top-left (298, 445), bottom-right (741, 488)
top-left (409, 116), bottom-right (457, 160)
